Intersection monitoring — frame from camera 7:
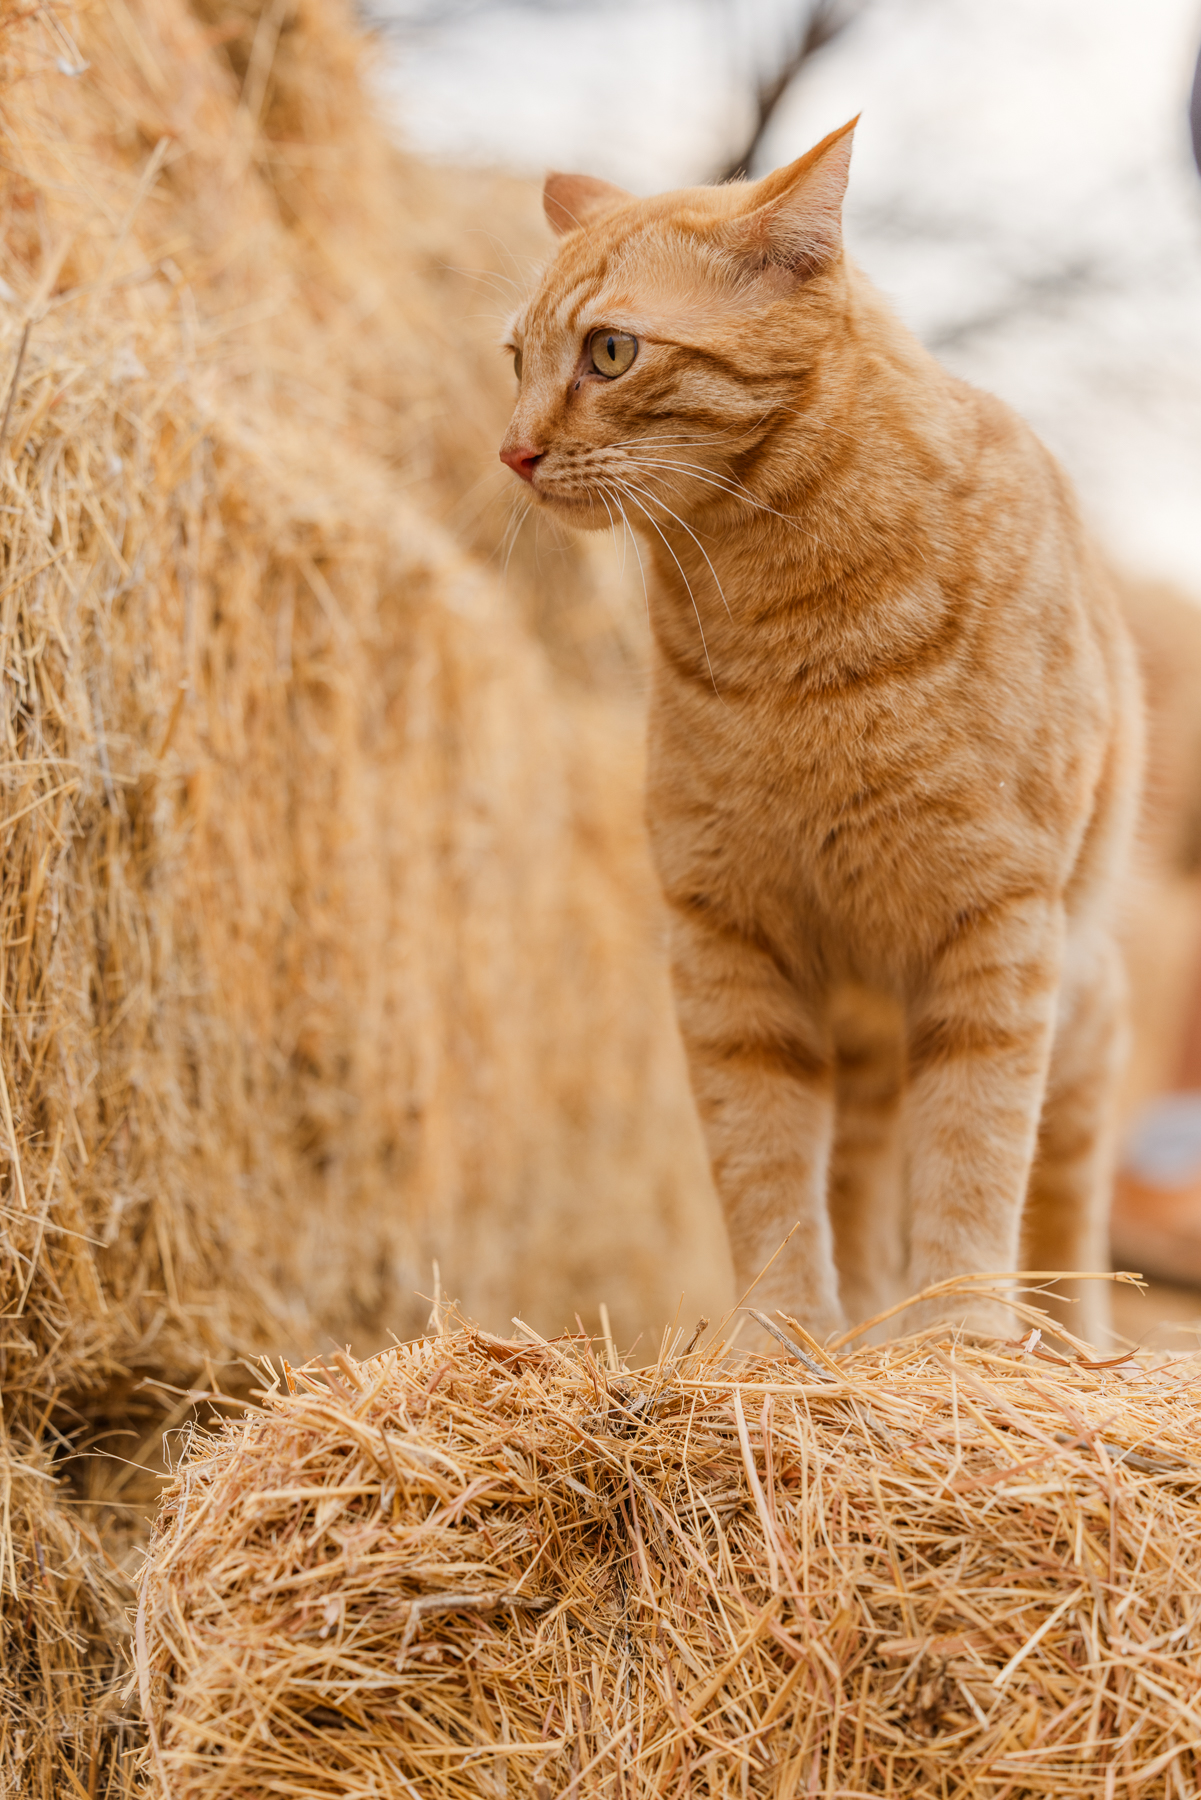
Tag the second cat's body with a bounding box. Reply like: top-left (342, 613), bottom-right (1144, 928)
top-left (501, 123), bottom-right (1142, 1345)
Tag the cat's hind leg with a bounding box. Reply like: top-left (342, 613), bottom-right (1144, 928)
top-left (1021, 929), bottom-right (1127, 1348)
top-left (828, 984), bottom-right (907, 1333)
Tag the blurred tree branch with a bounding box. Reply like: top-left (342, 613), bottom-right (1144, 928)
top-left (715, 0), bottom-right (867, 183)
top-left (926, 255), bottom-right (1107, 354)
top-left (368, 1), bottom-right (871, 186)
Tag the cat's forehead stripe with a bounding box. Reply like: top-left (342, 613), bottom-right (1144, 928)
top-left (525, 217), bottom-right (763, 353)
top-left (561, 267), bottom-right (611, 334)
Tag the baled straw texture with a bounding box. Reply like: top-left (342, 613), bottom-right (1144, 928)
top-left (0, 0), bottom-right (722, 1427)
top-left (139, 1315), bottom-right (1201, 1798)
top-left (0, 3), bottom-right (718, 1786)
top-left (0, 1425), bottom-right (136, 1793)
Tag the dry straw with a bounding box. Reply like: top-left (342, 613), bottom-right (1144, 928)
top-left (0, 1424), bottom-right (136, 1791)
top-left (0, 0), bottom-right (719, 1425)
top-left (138, 1288), bottom-right (1201, 1799)
top-left (0, 0), bottom-right (718, 1789)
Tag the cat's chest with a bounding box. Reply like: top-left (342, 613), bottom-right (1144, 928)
top-left (646, 665), bottom-right (1027, 955)
top-left (693, 681), bottom-right (936, 842)
top-left (716, 699), bottom-right (927, 894)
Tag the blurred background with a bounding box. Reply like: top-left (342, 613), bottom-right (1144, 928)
top-left (371, 0), bottom-right (1201, 595)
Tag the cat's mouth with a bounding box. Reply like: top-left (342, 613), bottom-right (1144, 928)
top-left (523, 473), bottom-right (619, 533)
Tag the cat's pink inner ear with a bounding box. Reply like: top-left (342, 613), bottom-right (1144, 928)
top-left (543, 172), bottom-right (634, 238)
top-left (723, 116), bottom-right (859, 280)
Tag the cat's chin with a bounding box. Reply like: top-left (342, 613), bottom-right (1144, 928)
top-left (530, 490), bottom-right (613, 534)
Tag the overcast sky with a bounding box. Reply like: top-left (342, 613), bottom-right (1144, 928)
top-left (370, 0), bottom-right (1201, 594)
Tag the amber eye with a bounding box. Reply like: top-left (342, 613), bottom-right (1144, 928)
top-left (512, 345), bottom-right (523, 381)
top-left (589, 329), bottom-right (638, 378)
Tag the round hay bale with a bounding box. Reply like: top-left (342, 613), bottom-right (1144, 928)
top-left (0, 1437), bottom-right (137, 1795)
top-left (136, 1319), bottom-right (1201, 1798)
top-left (0, 0), bottom-right (725, 1413)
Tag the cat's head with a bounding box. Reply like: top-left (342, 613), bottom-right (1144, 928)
top-left (499, 119), bottom-right (857, 531)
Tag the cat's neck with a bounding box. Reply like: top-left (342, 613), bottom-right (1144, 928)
top-left (642, 279), bottom-right (1003, 698)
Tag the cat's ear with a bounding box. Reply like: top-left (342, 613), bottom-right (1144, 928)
top-left (543, 172), bottom-right (633, 237)
top-left (722, 116), bottom-right (858, 280)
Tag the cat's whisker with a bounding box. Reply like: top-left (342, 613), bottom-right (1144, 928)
top-left (441, 221), bottom-right (543, 286)
top-left (608, 422), bottom-right (761, 451)
top-left (609, 435), bottom-right (737, 452)
top-left (589, 421), bottom-right (829, 542)
top-left (604, 459), bottom-right (698, 513)
top-left (611, 489), bottom-right (630, 583)
top-left (593, 484), bottom-right (626, 582)
top-left (496, 486), bottom-right (525, 558)
top-left (621, 456), bottom-right (826, 544)
top-left (441, 263), bottom-right (526, 299)
top-left (499, 488), bottom-right (533, 582)
top-left (623, 458), bottom-right (761, 513)
top-left (612, 404), bottom-right (816, 455)
top-left (612, 475), bottom-right (732, 621)
top-left (617, 499), bottom-right (629, 582)
top-left (611, 478), bottom-right (720, 694)
top-left (622, 467), bottom-right (699, 520)
top-left (600, 484), bottom-right (650, 621)
top-left (621, 455), bottom-right (769, 500)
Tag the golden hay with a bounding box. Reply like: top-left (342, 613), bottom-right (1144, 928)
top-left (0, 1429), bottom-right (137, 1794)
top-left (0, 0), bottom-right (723, 1434)
top-left (0, 3), bottom-right (719, 1785)
top-left (137, 1301), bottom-right (1201, 1799)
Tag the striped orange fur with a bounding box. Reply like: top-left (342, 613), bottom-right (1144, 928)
top-left (500, 121), bottom-right (1143, 1345)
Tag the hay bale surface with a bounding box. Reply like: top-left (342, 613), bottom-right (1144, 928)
top-left (0, 1), bottom-right (721, 1786)
top-left (0, 1434), bottom-right (135, 1793)
top-left (138, 1316), bottom-right (1201, 1798)
top-left (0, 0), bottom-right (723, 1426)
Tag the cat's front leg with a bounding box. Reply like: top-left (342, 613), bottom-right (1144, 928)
top-left (903, 892), bottom-right (1064, 1335)
top-left (667, 902), bottom-right (844, 1342)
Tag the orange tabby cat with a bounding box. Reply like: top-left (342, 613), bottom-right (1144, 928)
top-left (499, 121), bottom-right (1142, 1345)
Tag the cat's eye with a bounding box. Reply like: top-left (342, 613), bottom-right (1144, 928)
top-left (512, 346), bottom-right (523, 381)
top-left (589, 330), bottom-right (638, 378)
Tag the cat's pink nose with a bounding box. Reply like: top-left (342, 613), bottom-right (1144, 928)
top-left (500, 444), bottom-right (543, 483)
